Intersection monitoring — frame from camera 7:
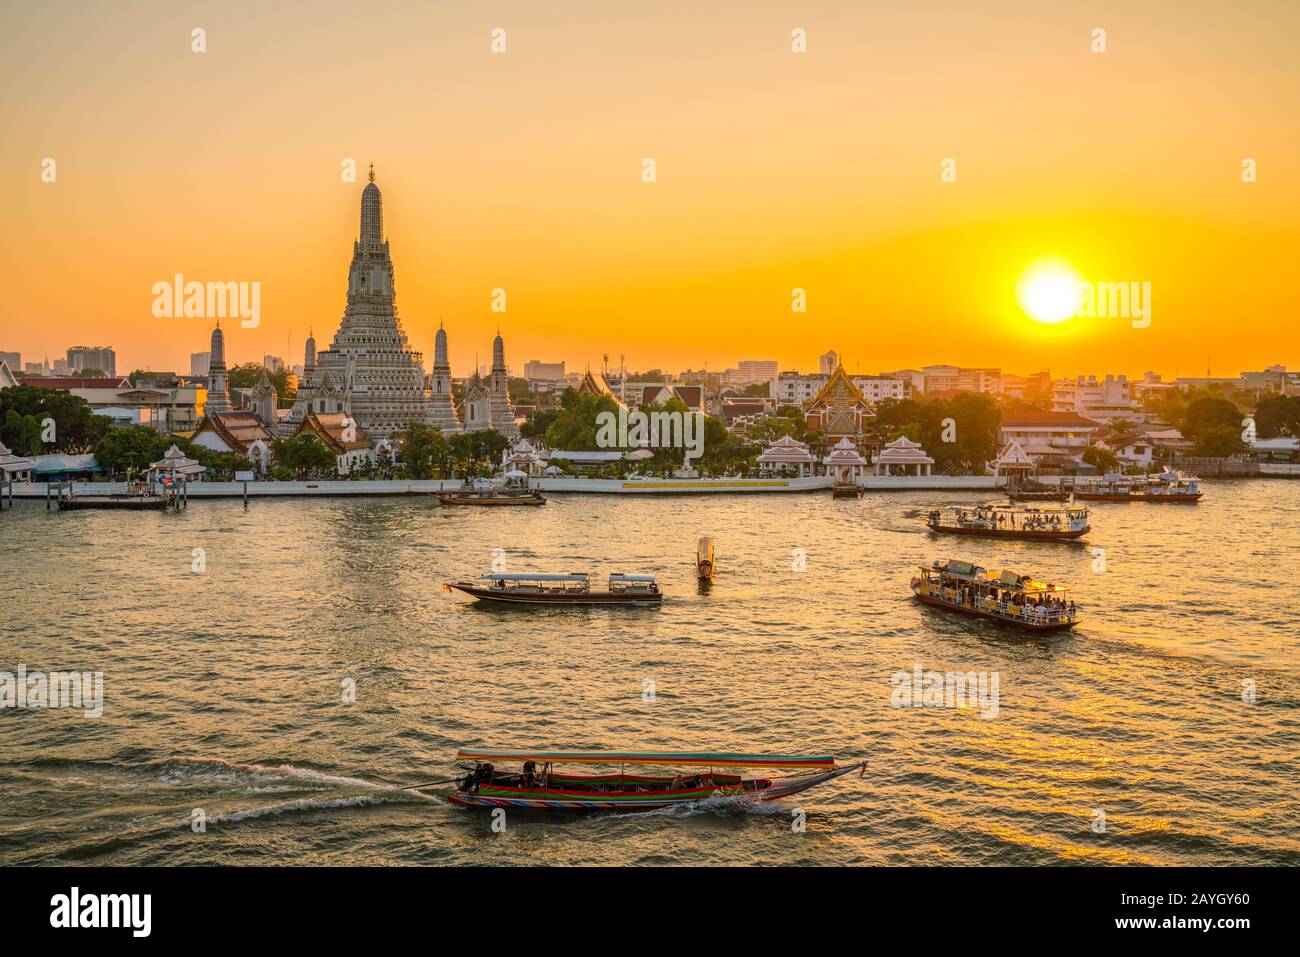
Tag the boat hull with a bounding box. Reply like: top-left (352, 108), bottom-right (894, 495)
top-left (927, 522), bottom-right (1088, 541)
top-left (436, 492), bottom-right (546, 506)
top-left (58, 496), bottom-right (169, 511)
top-left (445, 764), bottom-right (860, 812)
top-left (448, 583), bottom-right (662, 606)
top-left (1073, 491), bottom-right (1201, 502)
top-left (912, 589), bottom-right (1078, 631)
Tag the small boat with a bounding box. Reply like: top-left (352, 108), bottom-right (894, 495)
top-left (57, 492), bottom-right (170, 511)
top-left (435, 488), bottom-right (546, 506)
top-left (696, 536), bottom-right (715, 580)
top-left (435, 749), bottom-right (865, 812)
top-left (1006, 479), bottom-right (1069, 502)
top-left (444, 572), bottom-right (662, 606)
top-left (832, 482), bottom-right (864, 499)
top-left (1073, 470), bottom-right (1202, 502)
top-left (911, 558), bottom-right (1080, 631)
top-left (926, 503), bottom-right (1089, 541)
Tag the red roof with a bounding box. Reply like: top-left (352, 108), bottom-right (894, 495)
top-left (1000, 411), bottom-right (1101, 428)
top-left (19, 376), bottom-right (131, 389)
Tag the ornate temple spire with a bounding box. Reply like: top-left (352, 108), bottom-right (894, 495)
top-left (434, 321), bottom-right (449, 367)
top-left (360, 167), bottom-right (383, 247)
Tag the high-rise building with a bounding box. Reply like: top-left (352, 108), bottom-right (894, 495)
top-left (523, 360), bottom-right (566, 381)
top-left (190, 352), bottom-right (211, 376)
top-left (67, 346), bottom-right (116, 376)
top-left (263, 354), bottom-right (285, 373)
top-left (819, 351), bottom-right (838, 376)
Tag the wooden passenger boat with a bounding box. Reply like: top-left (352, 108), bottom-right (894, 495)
top-left (435, 488), bottom-right (546, 506)
top-left (57, 492), bottom-right (170, 511)
top-left (831, 482), bottom-right (864, 499)
top-left (926, 503), bottom-right (1089, 541)
top-left (696, 536), bottom-right (715, 580)
top-left (1073, 471), bottom-right (1202, 502)
top-left (444, 572), bottom-right (663, 606)
top-left (435, 749), bottom-right (865, 812)
top-left (911, 558), bottom-right (1080, 632)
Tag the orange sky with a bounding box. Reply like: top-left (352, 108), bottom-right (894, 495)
top-left (2, 1), bottom-right (1297, 379)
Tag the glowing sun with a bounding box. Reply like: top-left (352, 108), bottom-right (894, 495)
top-left (1017, 260), bottom-right (1083, 325)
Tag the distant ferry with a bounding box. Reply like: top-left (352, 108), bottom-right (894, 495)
top-left (926, 503), bottom-right (1090, 541)
top-left (911, 559), bottom-right (1080, 631)
top-left (445, 572), bottom-right (662, 606)
top-left (1073, 470), bottom-right (1202, 502)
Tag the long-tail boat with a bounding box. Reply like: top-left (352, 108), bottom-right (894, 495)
top-left (911, 559), bottom-right (1080, 631)
top-left (696, 536), bottom-right (715, 580)
top-left (444, 572), bottom-right (662, 606)
top-left (435, 749), bottom-right (865, 811)
top-left (926, 503), bottom-right (1090, 541)
top-left (1073, 470), bottom-right (1203, 502)
top-left (435, 487), bottom-right (546, 506)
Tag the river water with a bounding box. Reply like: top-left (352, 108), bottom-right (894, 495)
top-left (1, 480), bottom-right (1297, 865)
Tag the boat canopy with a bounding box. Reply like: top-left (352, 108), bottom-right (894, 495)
top-left (475, 573), bottom-right (589, 582)
top-left (455, 749), bottom-right (836, 769)
top-left (609, 574), bottom-right (656, 582)
top-left (921, 560), bottom-right (1070, 594)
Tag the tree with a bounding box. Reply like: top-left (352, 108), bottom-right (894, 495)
top-left (393, 422), bottom-right (449, 479)
top-left (77, 367), bottom-right (108, 378)
top-left (1191, 425), bottom-right (1246, 458)
top-left (1081, 444), bottom-right (1119, 472)
top-left (228, 362), bottom-right (297, 401)
top-left (520, 407), bottom-right (561, 440)
top-left (1253, 395), bottom-right (1300, 438)
top-left (0, 385), bottom-right (112, 453)
top-left (1182, 395), bottom-right (1242, 442)
top-left (271, 433), bottom-right (335, 477)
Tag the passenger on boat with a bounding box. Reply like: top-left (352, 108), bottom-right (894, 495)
top-left (521, 761), bottom-right (539, 788)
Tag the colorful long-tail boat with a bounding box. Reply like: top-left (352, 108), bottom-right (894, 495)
top-left (435, 749), bottom-right (865, 811)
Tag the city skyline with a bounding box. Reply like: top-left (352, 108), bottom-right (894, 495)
top-left (4, 1), bottom-right (1298, 378)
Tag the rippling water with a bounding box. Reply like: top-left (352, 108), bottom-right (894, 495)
top-left (1, 480), bottom-right (1298, 865)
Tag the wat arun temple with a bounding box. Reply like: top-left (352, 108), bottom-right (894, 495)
top-left (277, 167), bottom-right (518, 443)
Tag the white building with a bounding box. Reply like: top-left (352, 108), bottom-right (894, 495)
top-left (524, 360), bottom-right (566, 381)
top-left (1052, 374), bottom-right (1142, 423)
top-left (66, 345), bottom-right (116, 376)
top-left (771, 371), bottom-right (907, 406)
top-left (998, 411), bottom-right (1101, 461)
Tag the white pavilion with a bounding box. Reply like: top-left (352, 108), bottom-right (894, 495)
top-left (503, 438), bottom-right (547, 477)
top-left (147, 444), bottom-right (206, 482)
top-left (756, 434), bottom-right (815, 477)
top-left (873, 436), bottom-right (935, 476)
top-left (824, 436), bottom-right (869, 484)
top-left (0, 441), bottom-right (37, 482)
top-left (989, 439), bottom-right (1035, 479)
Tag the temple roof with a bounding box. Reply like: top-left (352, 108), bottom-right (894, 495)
top-left (298, 410), bottom-right (372, 454)
top-left (876, 435), bottom-right (935, 464)
top-left (823, 435), bottom-right (867, 465)
top-left (802, 363), bottom-right (874, 415)
top-left (196, 410), bottom-right (274, 453)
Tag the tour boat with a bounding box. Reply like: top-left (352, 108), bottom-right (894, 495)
top-left (435, 749), bottom-right (865, 812)
top-left (435, 487), bottom-right (546, 506)
top-left (1073, 470), bottom-right (1203, 502)
top-left (911, 559), bottom-right (1080, 631)
top-left (696, 536), bottom-right (715, 580)
top-left (926, 503), bottom-right (1090, 541)
top-left (444, 572), bottom-right (662, 605)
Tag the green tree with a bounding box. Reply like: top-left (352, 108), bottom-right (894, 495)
top-left (1253, 395), bottom-right (1300, 438)
top-left (0, 385), bottom-right (112, 453)
top-left (1081, 444), bottom-right (1119, 472)
top-left (394, 422), bottom-right (449, 480)
top-left (1191, 425), bottom-right (1246, 457)
top-left (1182, 394), bottom-right (1242, 441)
top-left (271, 433), bottom-right (336, 477)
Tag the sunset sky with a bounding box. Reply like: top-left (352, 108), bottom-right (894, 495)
top-left (3, 0), bottom-right (1297, 380)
